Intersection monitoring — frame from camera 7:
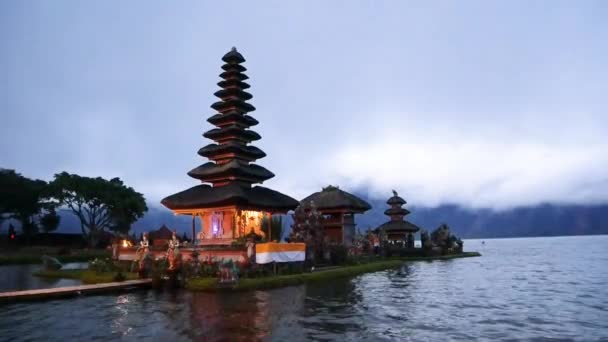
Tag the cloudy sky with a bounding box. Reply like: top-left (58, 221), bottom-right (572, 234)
top-left (1, 1), bottom-right (607, 210)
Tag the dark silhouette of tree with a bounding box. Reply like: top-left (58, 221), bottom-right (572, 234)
top-left (49, 172), bottom-right (148, 247)
top-left (40, 209), bottom-right (61, 233)
top-left (0, 169), bottom-right (57, 243)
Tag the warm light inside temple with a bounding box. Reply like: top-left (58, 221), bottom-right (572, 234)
top-left (122, 240), bottom-right (132, 248)
top-left (234, 210), bottom-right (268, 237)
top-left (241, 210), bottom-right (264, 220)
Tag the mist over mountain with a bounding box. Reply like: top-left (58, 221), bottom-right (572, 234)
top-left (28, 199), bottom-right (607, 240)
top-left (355, 199), bottom-right (608, 239)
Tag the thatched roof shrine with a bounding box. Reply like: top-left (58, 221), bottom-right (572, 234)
top-left (300, 185), bottom-right (371, 213)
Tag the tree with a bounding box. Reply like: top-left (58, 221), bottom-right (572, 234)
top-left (49, 172), bottom-right (148, 247)
top-left (288, 201), bottom-right (325, 263)
top-left (0, 169), bottom-right (55, 243)
top-left (40, 209), bottom-right (61, 233)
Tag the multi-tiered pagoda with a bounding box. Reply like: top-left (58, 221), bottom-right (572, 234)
top-left (376, 190), bottom-right (421, 248)
top-left (162, 47), bottom-right (299, 245)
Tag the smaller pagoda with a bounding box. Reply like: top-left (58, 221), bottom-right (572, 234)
top-left (300, 185), bottom-right (371, 246)
top-left (376, 190), bottom-right (421, 248)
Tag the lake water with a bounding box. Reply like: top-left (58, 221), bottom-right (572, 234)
top-left (0, 262), bottom-right (87, 292)
top-left (0, 236), bottom-right (607, 341)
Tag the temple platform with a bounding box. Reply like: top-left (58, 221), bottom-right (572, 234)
top-left (117, 246), bottom-right (247, 263)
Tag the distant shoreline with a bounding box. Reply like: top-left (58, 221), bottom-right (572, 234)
top-left (462, 233), bottom-right (608, 240)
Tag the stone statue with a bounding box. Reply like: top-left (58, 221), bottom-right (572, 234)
top-left (167, 230), bottom-right (181, 271)
top-left (246, 237), bottom-right (256, 262)
top-left (134, 232), bottom-right (151, 277)
top-left (219, 259), bottom-right (238, 284)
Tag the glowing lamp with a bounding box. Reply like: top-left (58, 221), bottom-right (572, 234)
top-left (10, 234), bottom-right (15, 240)
top-left (121, 239), bottom-right (132, 248)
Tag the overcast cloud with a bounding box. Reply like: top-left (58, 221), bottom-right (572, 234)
top-left (1, 1), bottom-right (607, 209)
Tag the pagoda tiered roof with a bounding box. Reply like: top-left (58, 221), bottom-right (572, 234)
top-left (161, 47), bottom-right (298, 213)
top-left (376, 191), bottom-right (420, 233)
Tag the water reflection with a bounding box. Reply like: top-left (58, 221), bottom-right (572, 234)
top-left (0, 262), bottom-right (86, 292)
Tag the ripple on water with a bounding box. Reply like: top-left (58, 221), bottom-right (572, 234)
top-left (1, 236), bottom-right (608, 341)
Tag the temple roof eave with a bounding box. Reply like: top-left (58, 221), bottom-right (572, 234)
top-left (300, 186), bottom-right (371, 213)
top-left (161, 183), bottom-right (299, 213)
top-left (376, 220), bottom-right (422, 233)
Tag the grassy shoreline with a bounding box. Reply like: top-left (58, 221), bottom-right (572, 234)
top-left (187, 251), bottom-right (482, 292)
top-left (0, 249), bottom-right (110, 266)
top-left (30, 252), bottom-right (481, 290)
top-left (34, 269), bottom-right (138, 284)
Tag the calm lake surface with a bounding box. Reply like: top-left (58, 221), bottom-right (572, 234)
top-left (1, 236), bottom-right (607, 341)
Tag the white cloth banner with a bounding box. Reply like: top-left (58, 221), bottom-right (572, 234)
top-left (256, 251), bottom-right (305, 264)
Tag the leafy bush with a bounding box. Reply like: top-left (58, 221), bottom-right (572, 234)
top-left (89, 258), bottom-right (118, 273)
top-left (113, 272), bottom-right (126, 282)
top-left (329, 245), bottom-right (348, 265)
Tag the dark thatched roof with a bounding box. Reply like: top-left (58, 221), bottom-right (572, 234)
top-left (207, 112), bottom-right (258, 127)
top-left (387, 193), bottom-right (406, 205)
top-left (203, 125), bottom-right (261, 142)
top-left (198, 143), bottom-right (266, 160)
top-left (161, 183), bottom-right (299, 213)
top-left (384, 207), bottom-right (410, 216)
top-left (149, 224), bottom-right (173, 240)
top-left (222, 47), bottom-right (245, 63)
top-left (188, 160), bottom-right (274, 183)
top-left (377, 220), bottom-right (421, 233)
top-left (300, 185), bottom-right (371, 213)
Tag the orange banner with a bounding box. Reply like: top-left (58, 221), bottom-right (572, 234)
top-left (256, 242), bottom-right (306, 254)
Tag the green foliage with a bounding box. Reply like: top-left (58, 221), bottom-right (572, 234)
top-left (185, 252), bottom-right (482, 292)
top-left (289, 202), bottom-right (325, 263)
top-left (149, 258), bottom-right (168, 279)
top-left (329, 245), bottom-right (349, 265)
top-left (34, 268), bottom-right (138, 284)
top-left (261, 215), bottom-right (283, 242)
top-left (89, 257), bottom-right (118, 273)
top-left (49, 172), bottom-right (148, 246)
top-left (233, 231), bottom-right (264, 246)
top-left (0, 248), bottom-right (110, 265)
top-left (113, 272), bottom-right (126, 282)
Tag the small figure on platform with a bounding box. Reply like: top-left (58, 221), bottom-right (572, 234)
top-left (218, 259), bottom-right (238, 284)
top-left (134, 232), bottom-right (150, 278)
top-left (246, 236), bottom-right (256, 263)
top-left (167, 231), bottom-right (179, 271)
top-left (167, 230), bottom-right (181, 271)
top-left (197, 230), bottom-right (205, 244)
top-left (140, 232), bottom-right (150, 251)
